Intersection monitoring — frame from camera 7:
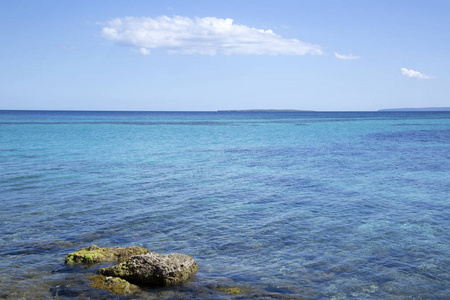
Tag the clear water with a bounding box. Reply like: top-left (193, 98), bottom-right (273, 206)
top-left (0, 110), bottom-right (449, 299)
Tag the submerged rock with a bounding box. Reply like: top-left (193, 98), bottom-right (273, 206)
top-left (215, 286), bottom-right (242, 295)
top-left (65, 245), bottom-right (150, 264)
top-left (90, 275), bottom-right (139, 295)
top-left (98, 252), bottom-right (198, 287)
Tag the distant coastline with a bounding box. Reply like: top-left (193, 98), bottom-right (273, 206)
top-left (378, 107), bottom-right (450, 112)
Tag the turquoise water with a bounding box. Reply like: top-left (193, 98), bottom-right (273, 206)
top-left (0, 111), bottom-right (449, 299)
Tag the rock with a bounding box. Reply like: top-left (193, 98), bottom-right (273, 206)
top-left (90, 275), bottom-right (139, 295)
top-left (65, 245), bottom-right (150, 265)
top-left (215, 286), bottom-right (242, 295)
top-left (98, 252), bottom-right (198, 287)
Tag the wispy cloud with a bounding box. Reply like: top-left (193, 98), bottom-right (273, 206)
top-left (139, 48), bottom-right (150, 55)
top-left (334, 52), bottom-right (360, 60)
top-left (101, 16), bottom-right (324, 56)
top-left (400, 68), bottom-right (435, 79)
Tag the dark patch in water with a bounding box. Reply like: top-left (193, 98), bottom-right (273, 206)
top-left (265, 285), bottom-right (295, 295)
top-left (49, 281), bottom-right (87, 298)
top-left (369, 129), bottom-right (450, 143)
top-left (0, 241), bottom-right (77, 256)
top-left (390, 123), bottom-right (439, 126)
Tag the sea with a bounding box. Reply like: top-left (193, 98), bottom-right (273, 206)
top-left (0, 110), bottom-right (449, 299)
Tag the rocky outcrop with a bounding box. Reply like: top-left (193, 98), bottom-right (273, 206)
top-left (65, 245), bottom-right (150, 264)
top-left (98, 252), bottom-right (198, 287)
top-left (90, 275), bottom-right (139, 295)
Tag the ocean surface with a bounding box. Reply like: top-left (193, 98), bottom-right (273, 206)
top-left (0, 110), bottom-right (449, 299)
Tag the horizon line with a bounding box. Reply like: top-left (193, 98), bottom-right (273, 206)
top-left (0, 108), bottom-right (378, 113)
top-left (1, 108), bottom-right (450, 113)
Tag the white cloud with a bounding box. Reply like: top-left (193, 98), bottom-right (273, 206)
top-left (101, 16), bottom-right (323, 56)
top-left (334, 52), bottom-right (360, 60)
top-left (139, 47), bottom-right (150, 55)
top-left (400, 68), bottom-right (435, 79)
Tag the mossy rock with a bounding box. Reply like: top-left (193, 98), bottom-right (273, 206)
top-left (98, 252), bottom-right (198, 287)
top-left (91, 275), bottom-right (139, 295)
top-left (216, 287), bottom-right (242, 295)
top-left (65, 245), bottom-right (150, 265)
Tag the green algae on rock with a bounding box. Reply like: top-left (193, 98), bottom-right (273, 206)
top-left (98, 252), bottom-right (198, 287)
top-left (91, 275), bottom-right (139, 295)
top-left (215, 286), bottom-right (242, 295)
top-left (65, 245), bottom-right (150, 265)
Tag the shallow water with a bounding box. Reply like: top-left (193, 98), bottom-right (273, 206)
top-left (0, 111), bottom-right (449, 299)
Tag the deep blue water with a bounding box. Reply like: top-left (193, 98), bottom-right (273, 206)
top-left (0, 110), bottom-right (449, 299)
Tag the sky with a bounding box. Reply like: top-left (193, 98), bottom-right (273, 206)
top-left (1, 0), bottom-right (449, 111)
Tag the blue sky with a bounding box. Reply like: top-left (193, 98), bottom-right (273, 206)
top-left (1, 0), bottom-right (449, 111)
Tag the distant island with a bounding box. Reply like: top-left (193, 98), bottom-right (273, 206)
top-left (378, 107), bottom-right (450, 112)
top-left (218, 109), bottom-right (314, 112)
top-left (217, 108), bottom-right (450, 112)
